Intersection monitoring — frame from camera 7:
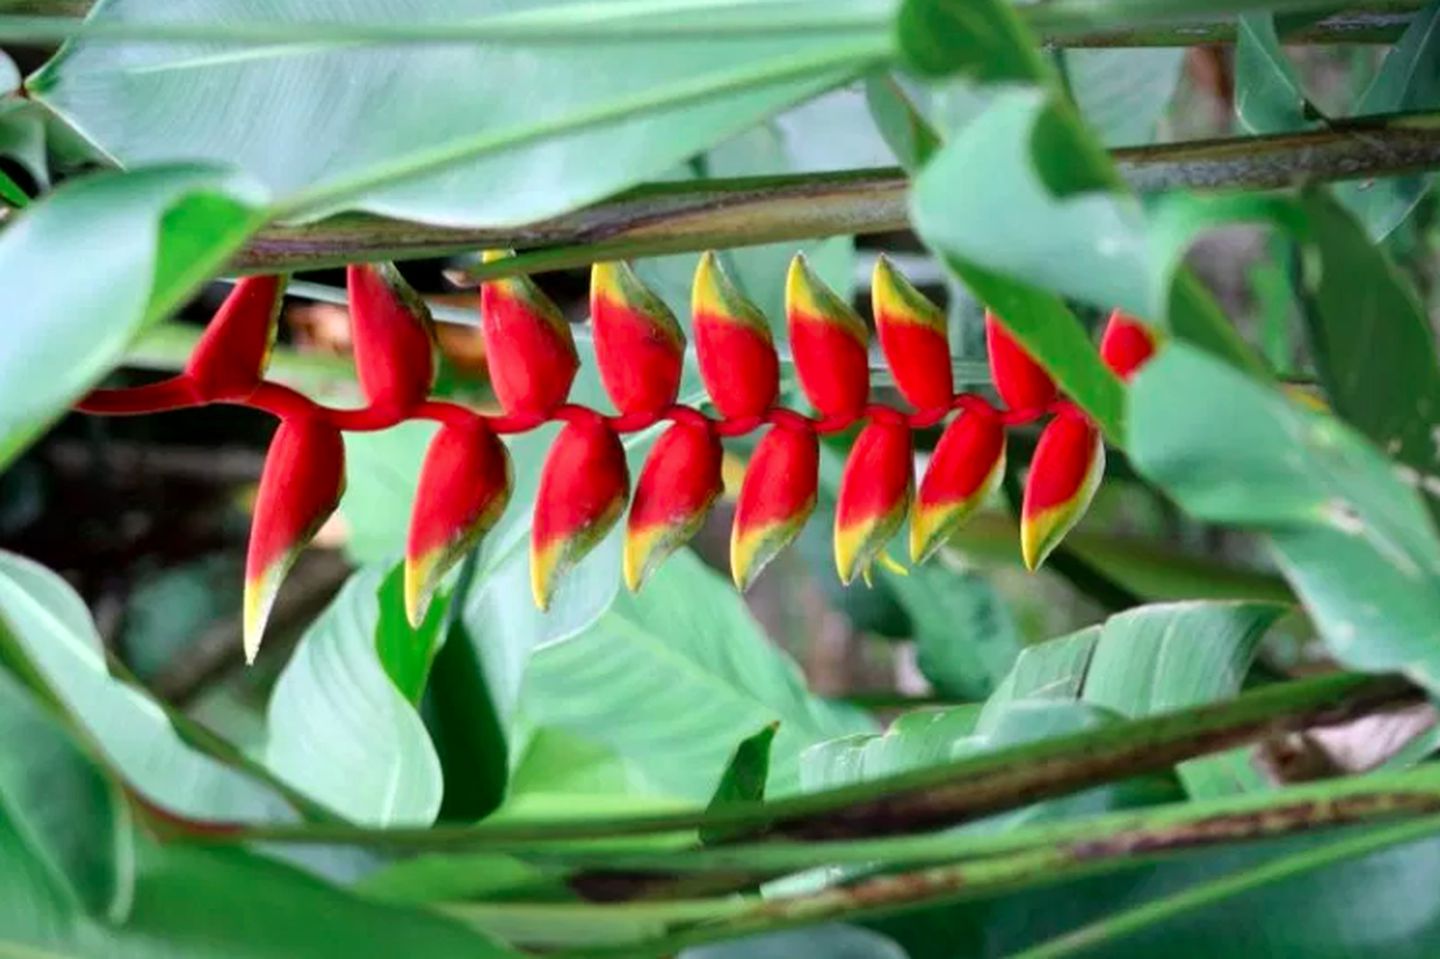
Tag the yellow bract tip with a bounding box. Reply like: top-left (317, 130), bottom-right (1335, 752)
top-left (403, 551), bottom-right (440, 630)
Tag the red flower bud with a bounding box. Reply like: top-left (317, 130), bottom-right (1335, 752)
top-left (986, 311), bottom-right (1056, 413)
top-left (1099, 309), bottom-right (1159, 382)
top-left (1021, 409), bottom-right (1104, 571)
top-left (531, 413), bottom-right (630, 610)
top-left (731, 424), bottom-right (818, 592)
top-left (347, 263), bottom-right (436, 417)
top-left (245, 417), bottom-right (346, 662)
top-left (479, 251), bottom-right (579, 418)
top-left (186, 275), bottom-right (286, 402)
top-left (911, 409), bottom-right (1006, 563)
top-left (872, 255), bottom-right (952, 410)
top-left (835, 418), bottom-right (913, 584)
top-left (693, 251), bottom-right (778, 419)
top-left (623, 418), bottom-right (722, 591)
top-left (591, 261), bottom-right (686, 415)
top-left (787, 254), bottom-right (869, 419)
top-left (405, 414), bottom-right (513, 627)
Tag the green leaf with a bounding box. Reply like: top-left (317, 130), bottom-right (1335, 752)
top-left (1130, 344), bottom-right (1440, 694)
top-left (0, 550), bottom-right (297, 823)
top-left (0, 49), bottom-right (17, 93)
top-left (863, 73), bottom-right (940, 172)
top-left (375, 563), bottom-right (449, 704)
top-left (896, 0), bottom-right (1048, 82)
top-left (801, 705), bottom-right (981, 789)
top-left (1334, 0), bottom-right (1440, 238)
top-left (683, 925), bottom-right (909, 958)
top-left (0, 165), bottom-right (263, 466)
top-left (1063, 47), bottom-right (1184, 147)
top-left (1234, 14), bottom-right (1316, 133)
top-left (263, 567), bottom-right (443, 825)
top-left (30, 0), bottom-right (889, 223)
top-left (702, 722), bottom-right (778, 843)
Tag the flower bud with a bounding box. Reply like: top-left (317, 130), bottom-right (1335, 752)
top-left (186, 275), bottom-right (286, 402)
top-left (624, 419), bottom-right (722, 591)
top-left (405, 415), bottom-right (513, 627)
top-left (347, 263), bottom-right (436, 416)
top-left (1021, 410), bottom-right (1105, 571)
top-left (731, 425), bottom-right (818, 592)
top-left (911, 409), bottom-right (1006, 563)
top-left (479, 251), bottom-right (579, 417)
top-left (834, 419), bottom-right (913, 584)
top-left (244, 417), bottom-right (346, 662)
top-left (986, 311), bottom-right (1056, 413)
top-left (873, 255), bottom-right (952, 410)
top-left (591, 261), bottom-right (685, 415)
top-left (1099, 309), bottom-right (1158, 382)
top-left (693, 251), bottom-right (778, 419)
top-left (531, 413), bottom-right (629, 610)
top-left (787, 254), bottom-right (869, 419)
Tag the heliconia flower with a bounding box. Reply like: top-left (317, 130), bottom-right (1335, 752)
top-left (787, 254), bottom-right (870, 419)
top-left (872, 255), bottom-right (952, 410)
top-left (623, 419), bottom-right (723, 592)
top-left (1099, 309), bottom-right (1159, 382)
top-left (347, 263), bottom-right (436, 416)
top-left (986, 311), bottom-right (1056, 413)
top-left (531, 413), bottom-right (630, 610)
top-left (244, 417), bottom-right (346, 663)
top-left (834, 419), bottom-right (913, 585)
top-left (1021, 409), bottom-right (1105, 571)
top-left (404, 415), bottom-right (513, 627)
top-left (479, 250), bottom-right (579, 418)
top-left (591, 261), bottom-right (686, 415)
top-left (911, 409), bottom-right (1006, 563)
top-left (692, 251), bottom-right (778, 419)
top-left (186, 275), bottom-right (286, 402)
top-left (731, 425), bottom-right (818, 592)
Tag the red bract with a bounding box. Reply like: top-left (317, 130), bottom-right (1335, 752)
top-left (405, 414), bottom-right (513, 627)
top-left (986, 311), bottom-right (1056, 413)
top-left (787, 254), bottom-right (870, 419)
top-left (531, 413), bottom-right (630, 610)
top-left (186, 275), bottom-right (286, 402)
top-left (591, 261), bottom-right (686, 415)
top-left (835, 419), bottom-right (913, 584)
top-left (873, 255), bottom-right (952, 410)
top-left (347, 263), bottom-right (436, 417)
top-left (624, 418), bottom-right (722, 591)
top-left (912, 409), bottom-right (1006, 563)
top-left (1021, 409), bottom-right (1105, 571)
top-left (693, 251), bottom-right (778, 419)
top-left (1099, 309), bottom-right (1159, 382)
top-left (479, 251), bottom-right (579, 418)
top-left (731, 424), bottom-right (818, 592)
top-left (245, 417), bottom-right (346, 662)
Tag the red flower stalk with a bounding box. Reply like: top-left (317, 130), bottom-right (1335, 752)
top-left (531, 412), bottom-right (630, 610)
top-left (405, 414), bottom-right (513, 627)
top-left (591, 261), bottom-right (686, 415)
top-left (986, 311), bottom-right (1056, 413)
top-left (244, 416), bottom-right (346, 662)
top-left (479, 250), bottom-right (579, 418)
top-left (186, 275), bottom-right (287, 401)
top-left (1099, 309), bottom-right (1159, 382)
top-left (1021, 409), bottom-right (1105, 571)
top-left (835, 418), bottom-right (913, 584)
top-left (786, 253), bottom-right (870, 419)
top-left (693, 251), bottom-right (778, 419)
top-left (347, 263), bottom-right (436, 418)
top-left (872, 255), bottom-right (952, 410)
top-left (731, 424), bottom-right (818, 592)
top-left (624, 418), bottom-right (722, 591)
top-left (911, 409), bottom-right (1006, 563)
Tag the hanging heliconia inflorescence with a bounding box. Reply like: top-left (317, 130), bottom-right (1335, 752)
top-left (76, 253), bottom-right (1157, 660)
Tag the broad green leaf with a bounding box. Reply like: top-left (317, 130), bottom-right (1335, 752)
top-left (0, 50), bottom-right (16, 93)
top-left (0, 100), bottom-right (52, 191)
top-left (702, 722), bottom-right (778, 843)
top-left (339, 420), bottom-right (436, 566)
top-left (801, 705), bottom-right (981, 789)
top-left (31, 0), bottom-right (890, 224)
top-left (896, 0), bottom-right (1047, 82)
top-left (681, 925), bottom-right (909, 959)
top-left (863, 73), bottom-right (940, 172)
top-left (1335, 0), bottom-right (1440, 238)
top-left (0, 167), bottom-right (25, 206)
top-left (0, 550), bottom-right (296, 823)
top-left (0, 165), bottom-right (263, 466)
top-left (375, 563), bottom-right (449, 704)
top-left (263, 567), bottom-right (442, 826)
top-left (1064, 47), bottom-right (1184, 146)
top-left (522, 549), bottom-right (875, 799)
top-left (355, 851), bottom-right (563, 905)
top-left (1234, 14), bottom-right (1316, 133)
top-left (1130, 345), bottom-right (1440, 693)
